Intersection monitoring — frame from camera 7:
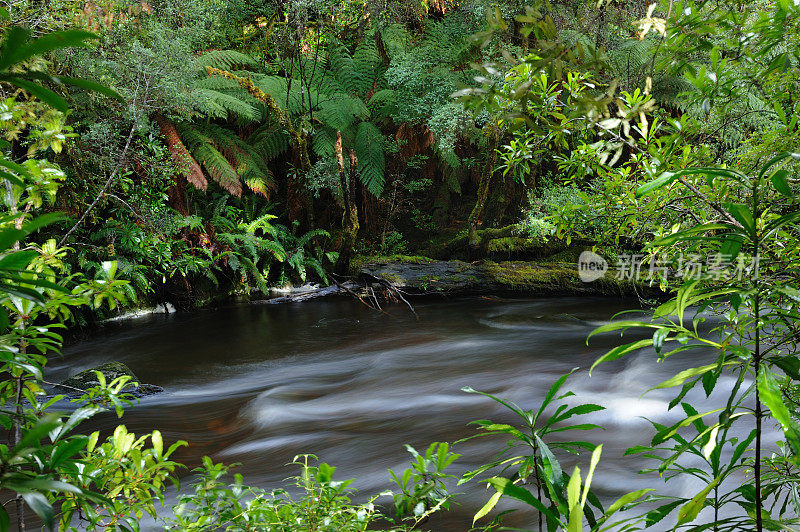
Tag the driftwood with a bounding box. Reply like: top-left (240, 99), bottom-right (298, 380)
top-left (256, 283), bottom-right (354, 304)
top-left (254, 276), bottom-right (418, 318)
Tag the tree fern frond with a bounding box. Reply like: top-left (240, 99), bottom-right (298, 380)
top-left (314, 91), bottom-right (369, 131)
top-left (194, 88), bottom-right (260, 121)
top-left (353, 37), bottom-right (382, 96)
top-left (197, 50), bottom-right (259, 71)
top-left (328, 41), bottom-right (359, 95)
top-left (367, 89), bottom-right (398, 120)
top-left (249, 122), bottom-right (290, 160)
top-left (355, 121), bottom-right (385, 196)
top-left (312, 127), bottom-right (337, 158)
top-left (177, 124), bottom-right (243, 196)
top-left (380, 24), bottom-right (411, 59)
top-left (199, 123), bottom-right (275, 196)
top-left (194, 76), bottom-right (241, 91)
top-left (250, 74), bottom-right (308, 115)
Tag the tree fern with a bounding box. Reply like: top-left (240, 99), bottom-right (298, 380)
top-left (355, 121), bottom-right (386, 196)
top-left (380, 24), bottom-right (412, 60)
top-left (249, 122), bottom-right (290, 161)
top-left (194, 88), bottom-right (261, 121)
top-left (316, 93), bottom-right (369, 132)
top-left (199, 123), bottom-right (275, 197)
top-left (367, 88), bottom-right (398, 120)
top-left (328, 41), bottom-right (360, 96)
top-left (312, 127), bottom-right (337, 158)
top-left (178, 124), bottom-right (243, 196)
top-left (197, 50), bottom-right (259, 71)
top-left (353, 38), bottom-right (382, 96)
top-left (250, 74), bottom-right (307, 115)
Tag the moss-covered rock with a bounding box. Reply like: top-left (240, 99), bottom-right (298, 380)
top-left (61, 362), bottom-right (137, 389)
top-left (357, 258), bottom-right (651, 297)
top-left (60, 362), bottom-right (163, 398)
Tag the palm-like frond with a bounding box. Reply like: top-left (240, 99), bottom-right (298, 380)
top-left (197, 50), bottom-right (259, 71)
top-left (367, 89), bottom-right (398, 120)
top-left (195, 88), bottom-right (261, 121)
top-left (178, 124), bottom-right (243, 196)
top-left (199, 123), bottom-right (276, 197)
top-left (249, 122), bottom-right (290, 161)
top-left (355, 121), bottom-right (385, 196)
top-left (312, 127), bottom-right (337, 158)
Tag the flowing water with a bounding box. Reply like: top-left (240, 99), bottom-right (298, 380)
top-left (48, 296), bottom-right (766, 530)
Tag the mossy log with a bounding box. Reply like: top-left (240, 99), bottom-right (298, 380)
top-left (422, 225), bottom-right (591, 261)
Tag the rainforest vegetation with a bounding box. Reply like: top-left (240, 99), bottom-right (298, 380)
top-left (2, 0), bottom-right (800, 530)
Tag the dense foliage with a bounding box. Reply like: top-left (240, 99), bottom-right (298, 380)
top-left (2, 0), bottom-right (800, 530)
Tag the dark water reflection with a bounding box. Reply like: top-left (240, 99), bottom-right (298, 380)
top-left (49, 296), bottom-right (766, 530)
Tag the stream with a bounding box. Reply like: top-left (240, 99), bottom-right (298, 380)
top-left (48, 296), bottom-right (766, 530)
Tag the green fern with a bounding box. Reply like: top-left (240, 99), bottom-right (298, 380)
top-left (248, 123), bottom-right (290, 164)
top-left (355, 121), bottom-right (385, 196)
top-left (178, 124), bottom-right (243, 196)
top-left (195, 88), bottom-right (261, 121)
top-left (312, 127), bottom-right (337, 158)
top-left (380, 24), bottom-right (412, 60)
top-left (367, 89), bottom-right (398, 120)
top-left (197, 50), bottom-right (259, 71)
top-left (353, 38), bottom-right (382, 96)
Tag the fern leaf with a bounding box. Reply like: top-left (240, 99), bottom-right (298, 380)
top-left (249, 122), bottom-right (290, 160)
top-left (353, 38), bottom-right (382, 96)
top-left (355, 121), bottom-right (385, 196)
top-left (195, 88), bottom-right (260, 121)
top-left (154, 114), bottom-right (207, 191)
top-left (367, 89), bottom-right (398, 119)
top-left (380, 24), bottom-right (411, 59)
top-left (197, 50), bottom-right (259, 71)
top-left (178, 124), bottom-right (242, 196)
top-left (312, 127), bottom-right (337, 158)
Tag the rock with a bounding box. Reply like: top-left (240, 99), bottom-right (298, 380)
top-left (59, 362), bottom-right (163, 398)
top-left (358, 258), bottom-right (655, 297)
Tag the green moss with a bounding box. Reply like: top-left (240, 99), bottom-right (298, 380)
top-left (352, 254), bottom-right (435, 270)
top-left (61, 362), bottom-right (138, 390)
top-left (484, 261), bottom-right (579, 290)
top-left (486, 237), bottom-right (546, 255)
top-left (379, 272), bottom-right (401, 283)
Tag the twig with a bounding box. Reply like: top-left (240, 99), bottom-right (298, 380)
top-left (359, 272), bottom-right (419, 319)
top-left (42, 379), bottom-right (86, 395)
top-left (334, 278), bottom-right (389, 315)
top-left (593, 121), bottom-right (743, 229)
top-left (59, 122), bottom-right (137, 247)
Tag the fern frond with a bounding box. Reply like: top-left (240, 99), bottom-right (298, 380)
top-left (250, 74), bottom-right (307, 115)
top-left (195, 89), bottom-right (260, 121)
top-left (245, 213), bottom-right (278, 235)
top-left (312, 127), bottom-right (337, 158)
top-left (295, 228), bottom-right (330, 248)
top-left (355, 121), bottom-right (385, 196)
top-left (367, 89), bottom-right (398, 120)
top-left (353, 38), bottom-right (382, 96)
top-left (328, 41), bottom-right (359, 95)
top-left (199, 123), bottom-right (275, 196)
top-left (178, 124), bottom-right (243, 196)
top-left (249, 122), bottom-right (290, 160)
top-left (380, 24), bottom-right (411, 59)
top-left (197, 50), bottom-right (259, 71)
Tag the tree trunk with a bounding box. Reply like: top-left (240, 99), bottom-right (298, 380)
top-left (467, 125), bottom-right (500, 247)
top-left (334, 131), bottom-right (359, 275)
